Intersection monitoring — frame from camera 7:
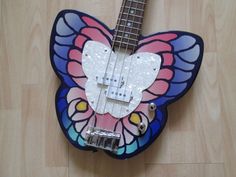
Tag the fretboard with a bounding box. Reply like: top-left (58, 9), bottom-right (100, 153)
top-left (112, 0), bottom-right (147, 51)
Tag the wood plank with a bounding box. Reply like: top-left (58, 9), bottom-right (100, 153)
top-left (145, 53), bottom-right (224, 164)
top-left (0, 110), bottom-right (21, 177)
top-left (145, 163), bottom-right (225, 177)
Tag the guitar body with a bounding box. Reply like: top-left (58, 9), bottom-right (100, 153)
top-left (50, 10), bottom-right (204, 159)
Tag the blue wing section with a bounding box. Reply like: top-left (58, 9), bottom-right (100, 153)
top-left (55, 86), bottom-right (91, 150)
top-left (50, 10), bottom-right (113, 154)
top-left (50, 11), bottom-right (86, 87)
top-left (155, 32), bottom-right (204, 107)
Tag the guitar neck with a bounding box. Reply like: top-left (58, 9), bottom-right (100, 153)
top-left (113, 0), bottom-right (147, 51)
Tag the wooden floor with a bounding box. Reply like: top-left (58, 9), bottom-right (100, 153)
top-left (1, 0), bottom-right (236, 176)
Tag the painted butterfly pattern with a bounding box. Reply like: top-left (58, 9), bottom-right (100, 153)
top-left (50, 10), bottom-right (204, 159)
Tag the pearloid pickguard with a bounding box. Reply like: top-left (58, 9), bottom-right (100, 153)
top-left (82, 41), bottom-right (161, 118)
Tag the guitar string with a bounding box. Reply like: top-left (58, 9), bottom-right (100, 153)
top-left (118, 0), bottom-right (146, 118)
top-left (100, 0), bottom-right (146, 129)
top-left (99, 0), bottom-right (135, 131)
top-left (100, 0), bottom-right (143, 126)
top-left (113, 0), bottom-right (143, 118)
top-left (88, 0), bottom-right (127, 129)
top-left (85, 0), bottom-right (146, 149)
top-left (87, 0), bottom-right (145, 134)
top-left (109, 0), bottom-right (138, 118)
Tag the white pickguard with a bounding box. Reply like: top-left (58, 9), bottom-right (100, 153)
top-left (82, 41), bottom-right (161, 118)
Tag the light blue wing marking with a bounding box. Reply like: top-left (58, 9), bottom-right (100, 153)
top-left (171, 35), bottom-right (196, 51)
top-left (65, 13), bottom-right (86, 32)
top-left (166, 83), bottom-right (187, 97)
top-left (172, 69), bottom-right (192, 82)
top-left (68, 125), bottom-right (79, 141)
top-left (55, 34), bottom-right (76, 45)
top-left (174, 55), bottom-right (195, 71)
top-left (179, 44), bottom-right (200, 63)
top-left (56, 17), bottom-right (74, 36)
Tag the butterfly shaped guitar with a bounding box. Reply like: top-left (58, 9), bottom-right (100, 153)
top-left (50, 0), bottom-right (204, 159)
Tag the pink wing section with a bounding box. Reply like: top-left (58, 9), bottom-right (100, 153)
top-left (69, 49), bottom-right (82, 62)
top-left (162, 53), bottom-right (174, 66)
top-left (138, 33), bottom-right (178, 102)
top-left (75, 35), bottom-right (88, 48)
top-left (139, 33), bottom-right (178, 44)
top-left (137, 41), bottom-right (172, 53)
top-left (68, 61), bottom-right (85, 77)
top-left (81, 28), bottom-right (111, 47)
top-left (82, 16), bottom-right (113, 39)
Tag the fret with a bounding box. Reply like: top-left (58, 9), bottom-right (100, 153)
top-left (114, 36), bottom-right (139, 44)
top-left (114, 40), bottom-right (138, 46)
top-left (115, 31), bottom-right (140, 38)
top-left (122, 6), bottom-right (144, 15)
top-left (120, 14), bottom-right (143, 22)
top-left (133, 0), bottom-right (147, 5)
top-left (114, 34), bottom-right (139, 42)
top-left (113, 31), bottom-right (139, 45)
top-left (114, 41), bottom-right (137, 50)
top-left (115, 27), bottom-right (140, 39)
top-left (119, 19), bottom-right (142, 27)
top-left (125, 0), bottom-right (146, 10)
top-left (122, 12), bottom-right (144, 19)
top-left (118, 24), bottom-right (141, 32)
top-left (130, 0), bottom-right (146, 4)
top-left (119, 10), bottom-right (144, 24)
top-left (121, 5), bottom-right (145, 11)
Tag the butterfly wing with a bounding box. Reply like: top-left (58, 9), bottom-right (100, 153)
top-left (124, 32), bottom-right (204, 157)
top-left (50, 10), bottom-right (112, 89)
top-left (138, 32), bottom-right (204, 105)
top-left (50, 10), bottom-right (113, 150)
top-left (106, 32), bottom-right (203, 159)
